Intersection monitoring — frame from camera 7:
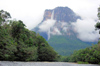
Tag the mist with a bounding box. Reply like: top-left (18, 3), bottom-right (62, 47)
top-left (72, 19), bottom-right (99, 42)
top-left (39, 19), bottom-right (56, 32)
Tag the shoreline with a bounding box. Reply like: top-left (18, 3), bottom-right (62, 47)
top-left (0, 61), bottom-right (99, 66)
top-left (0, 61), bottom-right (97, 64)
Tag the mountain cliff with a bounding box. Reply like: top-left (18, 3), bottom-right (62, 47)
top-left (43, 7), bottom-right (80, 22)
top-left (32, 7), bottom-right (96, 56)
top-left (33, 7), bottom-right (80, 39)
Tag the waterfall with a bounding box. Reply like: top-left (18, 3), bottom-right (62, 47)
top-left (51, 10), bottom-right (54, 20)
top-left (47, 10), bottom-right (54, 40)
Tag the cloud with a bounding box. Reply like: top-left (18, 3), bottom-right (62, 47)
top-left (63, 27), bottom-right (68, 32)
top-left (0, 0), bottom-right (100, 30)
top-left (67, 0), bottom-right (100, 42)
top-left (38, 19), bottom-right (56, 40)
top-left (72, 19), bottom-right (99, 42)
top-left (39, 19), bottom-right (56, 32)
top-left (50, 27), bottom-right (62, 35)
top-left (19, 14), bottom-right (44, 30)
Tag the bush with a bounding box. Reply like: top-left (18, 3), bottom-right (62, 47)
top-left (77, 61), bottom-right (89, 64)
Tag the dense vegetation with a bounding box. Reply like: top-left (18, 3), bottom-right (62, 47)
top-left (64, 43), bottom-right (100, 64)
top-left (0, 10), bottom-right (59, 61)
top-left (48, 35), bottom-right (92, 56)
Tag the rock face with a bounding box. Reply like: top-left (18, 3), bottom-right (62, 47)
top-left (43, 7), bottom-right (80, 22)
top-left (43, 10), bottom-right (53, 21)
top-left (53, 7), bottom-right (80, 22)
top-left (32, 7), bottom-right (95, 56)
top-left (33, 7), bottom-right (80, 39)
top-left (40, 7), bottom-right (81, 38)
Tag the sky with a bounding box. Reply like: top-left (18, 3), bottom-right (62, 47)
top-left (0, 0), bottom-right (100, 29)
top-left (0, 0), bottom-right (100, 42)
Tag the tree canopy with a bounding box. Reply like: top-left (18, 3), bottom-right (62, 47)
top-left (0, 10), bottom-right (59, 61)
top-left (95, 7), bottom-right (100, 31)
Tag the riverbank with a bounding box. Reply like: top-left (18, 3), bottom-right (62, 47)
top-left (0, 61), bottom-right (99, 66)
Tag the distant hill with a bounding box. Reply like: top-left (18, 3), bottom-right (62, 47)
top-left (48, 35), bottom-right (93, 56)
top-left (32, 7), bottom-right (97, 56)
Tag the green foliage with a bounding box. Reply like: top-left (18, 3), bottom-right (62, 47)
top-left (95, 6), bottom-right (100, 32)
top-left (77, 61), bottom-right (89, 64)
top-left (0, 10), bottom-right (58, 61)
top-left (95, 22), bottom-right (100, 30)
top-left (48, 35), bottom-right (91, 56)
top-left (0, 10), bottom-right (11, 27)
top-left (64, 44), bottom-right (100, 64)
top-left (57, 56), bottom-right (67, 62)
top-left (38, 46), bottom-right (58, 61)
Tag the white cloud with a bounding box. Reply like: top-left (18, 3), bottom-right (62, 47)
top-left (72, 19), bottom-right (99, 42)
top-left (68, 0), bottom-right (100, 42)
top-left (50, 27), bottom-right (62, 35)
top-left (63, 27), bottom-right (68, 32)
top-left (39, 19), bottom-right (56, 32)
top-left (38, 19), bottom-right (56, 40)
top-left (0, 0), bottom-right (100, 30)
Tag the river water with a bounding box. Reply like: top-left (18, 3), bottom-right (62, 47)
top-left (0, 61), bottom-right (99, 66)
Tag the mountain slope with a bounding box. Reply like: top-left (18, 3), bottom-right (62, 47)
top-left (32, 6), bottom-right (97, 56)
top-left (48, 35), bottom-right (92, 56)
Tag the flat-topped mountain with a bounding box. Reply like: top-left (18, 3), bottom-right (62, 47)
top-left (32, 7), bottom-right (96, 56)
top-left (43, 7), bottom-right (80, 22)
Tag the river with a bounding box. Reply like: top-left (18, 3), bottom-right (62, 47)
top-left (0, 61), bottom-right (99, 66)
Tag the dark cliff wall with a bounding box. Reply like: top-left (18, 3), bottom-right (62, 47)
top-left (43, 7), bottom-right (80, 22)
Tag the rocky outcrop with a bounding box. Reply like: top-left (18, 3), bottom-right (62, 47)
top-left (43, 7), bottom-right (80, 22)
top-left (43, 10), bottom-right (53, 21)
top-left (33, 6), bottom-right (81, 40)
top-left (32, 7), bottom-right (95, 56)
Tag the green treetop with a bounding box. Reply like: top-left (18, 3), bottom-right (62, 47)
top-left (95, 6), bottom-right (100, 32)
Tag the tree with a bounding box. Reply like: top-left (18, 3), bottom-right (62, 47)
top-left (0, 10), bottom-right (59, 61)
top-left (11, 20), bottom-right (25, 39)
top-left (0, 10), bottom-right (11, 26)
top-left (95, 6), bottom-right (100, 32)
